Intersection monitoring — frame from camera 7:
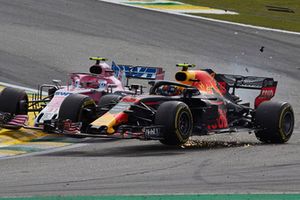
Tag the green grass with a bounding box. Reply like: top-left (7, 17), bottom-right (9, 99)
top-left (179, 0), bottom-right (300, 32)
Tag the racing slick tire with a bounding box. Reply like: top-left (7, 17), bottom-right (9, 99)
top-left (98, 94), bottom-right (122, 115)
top-left (0, 87), bottom-right (28, 115)
top-left (155, 101), bottom-right (193, 146)
top-left (255, 101), bottom-right (294, 143)
top-left (58, 94), bottom-right (96, 133)
top-left (0, 87), bottom-right (28, 130)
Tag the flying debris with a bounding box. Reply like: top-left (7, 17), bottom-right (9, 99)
top-left (260, 46), bottom-right (265, 52)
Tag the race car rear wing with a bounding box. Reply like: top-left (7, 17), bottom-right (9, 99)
top-left (215, 74), bottom-right (277, 90)
top-left (111, 61), bottom-right (165, 81)
top-left (204, 69), bottom-right (278, 108)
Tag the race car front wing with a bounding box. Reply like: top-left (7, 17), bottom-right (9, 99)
top-left (0, 112), bottom-right (28, 129)
top-left (43, 119), bottom-right (164, 140)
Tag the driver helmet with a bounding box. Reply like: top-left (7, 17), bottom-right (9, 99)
top-left (160, 85), bottom-right (182, 96)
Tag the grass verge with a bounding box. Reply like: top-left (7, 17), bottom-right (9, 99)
top-left (179, 0), bottom-right (300, 32)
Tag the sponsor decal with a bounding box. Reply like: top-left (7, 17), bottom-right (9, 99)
top-left (112, 62), bottom-right (158, 79)
top-left (207, 108), bottom-right (228, 130)
top-left (144, 127), bottom-right (162, 139)
top-left (98, 80), bottom-right (107, 91)
top-left (261, 88), bottom-right (275, 98)
top-left (254, 86), bottom-right (276, 108)
top-left (55, 91), bottom-right (71, 96)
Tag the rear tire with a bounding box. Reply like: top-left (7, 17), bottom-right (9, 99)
top-left (59, 94), bottom-right (96, 132)
top-left (155, 101), bottom-right (192, 145)
top-left (255, 101), bottom-right (294, 143)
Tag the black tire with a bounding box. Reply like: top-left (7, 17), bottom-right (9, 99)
top-left (98, 94), bottom-right (122, 111)
top-left (0, 87), bottom-right (28, 115)
top-left (255, 101), bottom-right (294, 143)
top-left (155, 101), bottom-right (193, 145)
top-left (58, 94), bottom-right (96, 132)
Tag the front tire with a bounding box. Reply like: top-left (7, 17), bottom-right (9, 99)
top-left (0, 87), bottom-right (28, 130)
top-left (58, 94), bottom-right (96, 132)
top-left (155, 101), bottom-right (193, 145)
top-left (0, 87), bottom-right (28, 115)
top-left (98, 94), bottom-right (122, 108)
top-left (255, 101), bottom-right (294, 143)
top-left (98, 94), bottom-right (123, 115)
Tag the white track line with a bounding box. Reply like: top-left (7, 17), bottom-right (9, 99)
top-left (0, 81), bottom-right (47, 95)
top-left (100, 0), bottom-right (300, 35)
top-left (0, 81), bottom-right (40, 93)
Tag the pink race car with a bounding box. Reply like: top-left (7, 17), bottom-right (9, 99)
top-left (0, 57), bottom-right (164, 131)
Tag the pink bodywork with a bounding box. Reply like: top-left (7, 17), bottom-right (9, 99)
top-left (34, 62), bottom-right (125, 125)
top-left (69, 62), bottom-right (124, 93)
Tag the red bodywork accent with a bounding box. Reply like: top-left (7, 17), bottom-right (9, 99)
top-left (207, 109), bottom-right (228, 130)
top-left (190, 71), bottom-right (223, 95)
top-left (121, 96), bottom-right (140, 103)
top-left (254, 86), bottom-right (276, 108)
top-left (114, 96), bottom-right (140, 124)
top-left (114, 112), bottom-right (128, 125)
top-left (144, 101), bottom-right (160, 106)
top-left (216, 81), bottom-right (228, 95)
top-left (188, 71), bottom-right (228, 130)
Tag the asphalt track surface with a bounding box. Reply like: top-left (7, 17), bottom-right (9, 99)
top-left (0, 0), bottom-right (299, 197)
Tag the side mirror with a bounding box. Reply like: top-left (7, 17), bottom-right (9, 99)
top-left (52, 79), bottom-right (62, 87)
top-left (52, 79), bottom-right (61, 84)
